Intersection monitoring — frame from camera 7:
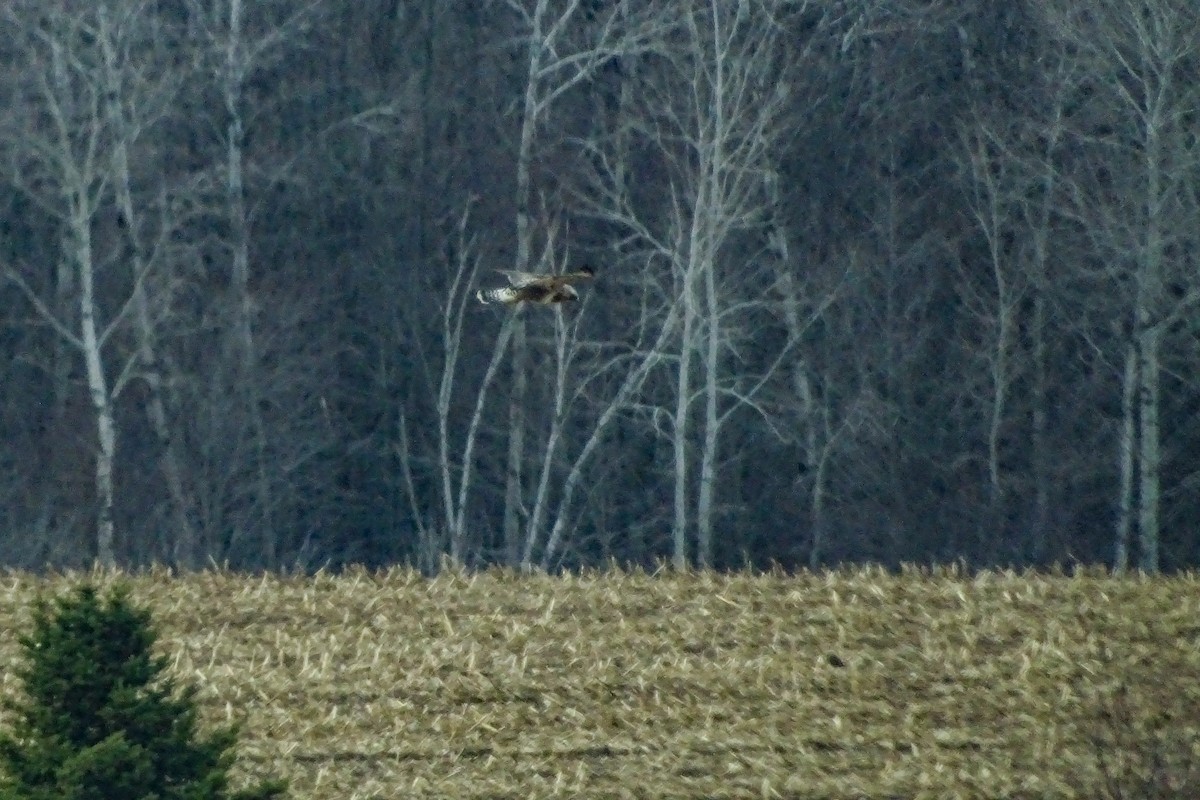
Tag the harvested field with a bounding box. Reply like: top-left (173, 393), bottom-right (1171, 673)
top-left (1, 567), bottom-right (1197, 799)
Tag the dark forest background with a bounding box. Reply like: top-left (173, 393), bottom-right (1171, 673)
top-left (1, 0), bottom-right (1197, 573)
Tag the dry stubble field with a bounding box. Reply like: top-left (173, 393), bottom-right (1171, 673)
top-left (1, 567), bottom-right (1198, 799)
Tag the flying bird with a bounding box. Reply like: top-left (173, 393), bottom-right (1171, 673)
top-left (476, 266), bottom-right (595, 306)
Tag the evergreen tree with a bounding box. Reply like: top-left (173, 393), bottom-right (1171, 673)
top-left (0, 584), bottom-right (285, 800)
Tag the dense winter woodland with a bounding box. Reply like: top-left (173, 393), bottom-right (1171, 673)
top-left (0, 0), bottom-right (1197, 572)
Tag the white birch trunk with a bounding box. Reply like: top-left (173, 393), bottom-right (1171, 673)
top-left (43, 32), bottom-right (119, 567)
top-left (697, 257), bottom-right (719, 568)
top-left (672, 263), bottom-right (697, 570)
top-left (72, 209), bottom-right (117, 567)
top-left (435, 280), bottom-right (463, 558)
top-left (431, 209), bottom-right (512, 564)
top-left (694, 0), bottom-right (728, 570)
top-left (451, 315), bottom-right (517, 561)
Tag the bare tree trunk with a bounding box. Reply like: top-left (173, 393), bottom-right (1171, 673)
top-left (503, 0), bottom-right (547, 567)
top-left (525, 308), bottom-right (571, 557)
top-left (452, 315), bottom-right (517, 561)
top-left (503, 319), bottom-right (528, 563)
top-left (1135, 118), bottom-right (1164, 572)
top-left (1028, 289), bottom-right (1051, 555)
top-left (70, 208), bottom-right (117, 567)
top-left (41, 26), bottom-right (121, 567)
top-left (1025, 98), bottom-right (1064, 560)
top-left (432, 211), bottom-right (470, 561)
top-left (430, 203), bottom-right (513, 564)
top-left (809, 436), bottom-right (831, 570)
top-left (986, 254), bottom-right (1010, 536)
top-left (961, 124), bottom-right (1019, 549)
top-left (1114, 341), bottom-right (1137, 572)
top-left (98, 7), bottom-right (198, 567)
top-left (693, 0), bottom-right (732, 570)
top-left (582, 0), bottom-right (801, 569)
top-left (79, 275), bottom-right (117, 567)
top-left (776, 267), bottom-right (825, 568)
top-left (224, 0), bottom-right (276, 568)
top-left (672, 261), bottom-right (697, 570)
top-left (123, 185), bottom-right (197, 568)
top-left (697, 257), bottom-right (719, 568)
top-left (1136, 330), bottom-right (1160, 571)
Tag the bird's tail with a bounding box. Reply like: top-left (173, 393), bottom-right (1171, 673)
top-left (477, 287), bottom-right (518, 304)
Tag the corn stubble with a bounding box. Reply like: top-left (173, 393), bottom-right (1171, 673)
top-left (1, 567), bottom-right (1196, 799)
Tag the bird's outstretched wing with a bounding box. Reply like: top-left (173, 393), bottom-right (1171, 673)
top-left (496, 265), bottom-right (595, 289)
top-left (495, 269), bottom-right (546, 288)
top-left (546, 267), bottom-right (596, 285)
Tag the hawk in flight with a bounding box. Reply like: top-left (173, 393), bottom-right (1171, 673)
top-left (476, 266), bottom-right (595, 306)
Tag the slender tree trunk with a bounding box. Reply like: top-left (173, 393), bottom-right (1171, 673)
top-left (1026, 107), bottom-right (1061, 560)
top-left (503, 320), bottom-right (528, 563)
top-left (72, 209), bottom-right (117, 567)
top-left (503, 0), bottom-right (550, 566)
top-left (1114, 341), bottom-right (1137, 573)
top-left (432, 201), bottom-right (496, 563)
top-left (964, 124), bottom-right (1017, 553)
top-left (986, 248), bottom-right (1009, 538)
top-left (452, 315), bottom-right (517, 561)
top-left (776, 268), bottom-right (825, 568)
top-left (121, 184), bottom-right (197, 567)
top-left (1136, 124), bottom-right (1164, 572)
top-left (435, 316), bottom-right (459, 559)
top-left (673, 264), bottom-right (696, 570)
top-left (525, 311), bottom-right (570, 559)
top-left (1029, 289), bottom-right (1050, 556)
top-left (693, 3), bottom-right (728, 569)
top-left (45, 30), bottom-right (118, 567)
top-left (1038, 103), bottom-right (1063, 553)
top-left (1136, 330), bottom-right (1160, 571)
top-left (225, 0), bottom-right (275, 567)
top-left (697, 260), bottom-right (719, 568)
top-left (98, 9), bottom-right (198, 567)
top-left (809, 441), bottom-right (830, 570)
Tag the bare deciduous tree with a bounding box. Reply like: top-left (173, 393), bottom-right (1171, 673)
top-left (1043, 0), bottom-right (1200, 571)
top-left (184, 0), bottom-right (325, 567)
top-left (626, 0), bottom-right (813, 567)
top-left (498, 0), bottom-right (667, 565)
top-left (2, 0), bottom-right (179, 565)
